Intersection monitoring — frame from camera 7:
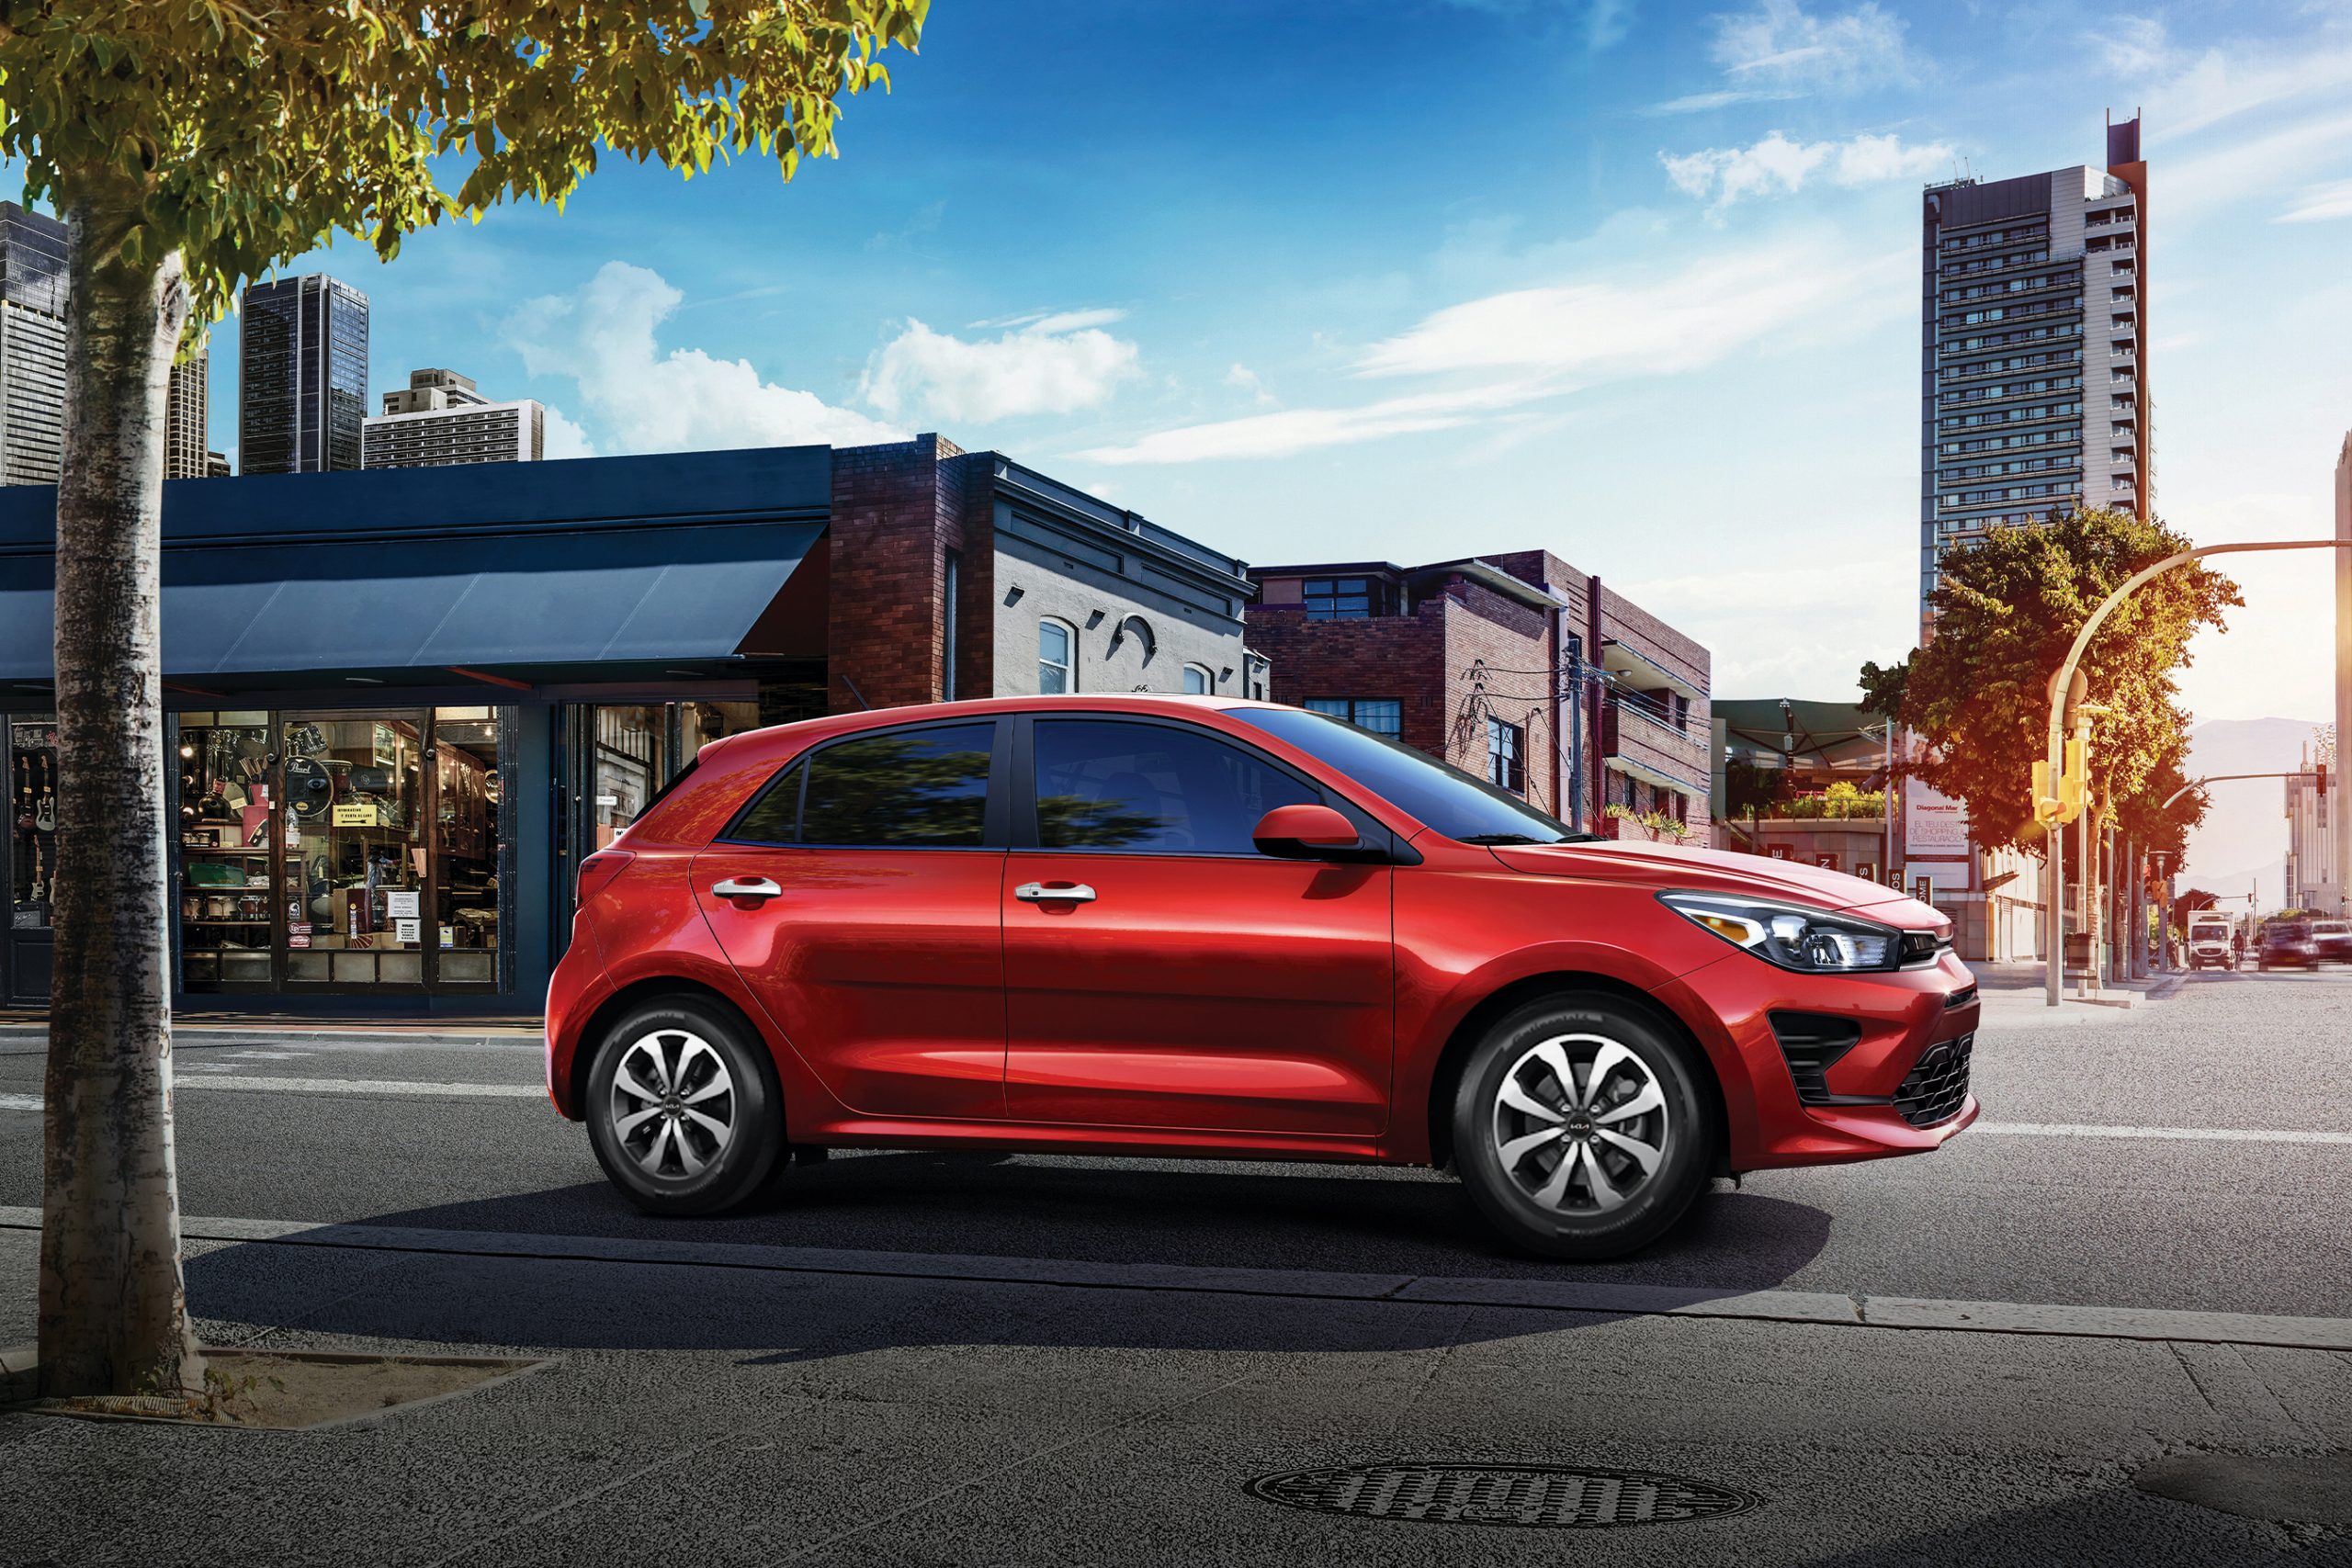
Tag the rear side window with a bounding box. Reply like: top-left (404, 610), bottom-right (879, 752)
top-left (726, 761), bottom-right (804, 845)
top-left (796, 723), bottom-right (995, 848)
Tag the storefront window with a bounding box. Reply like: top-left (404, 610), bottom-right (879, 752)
top-left (10, 717), bottom-right (61, 931)
top-left (174, 706), bottom-right (512, 994)
top-left (284, 713), bottom-right (425, 986)
top-left (176, 713), bottom-right (278, 984)
top-left (433, 709), bottom-right (501, 985)
top-left (591, 700), bottom-right (761, 841)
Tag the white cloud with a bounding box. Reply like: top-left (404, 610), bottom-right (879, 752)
top-left (1224, 363), bottom-right (1275, 405)
top-left (503, 262), bottom-right (902, 454)
top-left (1660, 130), bottom-right (1952, 209)
top-left (2278, 178), bottom-right (2352, 224)
top-left (1648, 2), bottom-right (1911, 114)
top-left (2165, 111), bottom-right (2352, 220)
top-left (1077, 383), bottom-right (1534, 466)
top-left (2153, 41), bottom-right (2352, 138)
top-left (1080, 238), bottom-right (1904, 464)
top-left (1709, 0), bottom-right (1912, 92)
top-left (2088, 17), bottom-right (2169, 79)
top-left (861, 312), bottom-right (1141, 424)
top-left (1355, 238), bottom-right (1903, 379)
top-left (542, 405), bottom-right (596, 460)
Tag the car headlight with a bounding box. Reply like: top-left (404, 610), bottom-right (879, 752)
top-left (1661, 892), bottom-right (1905, 974)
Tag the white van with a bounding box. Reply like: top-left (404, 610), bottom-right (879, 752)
top-left (2187, 915), bottom-right (2234, 971)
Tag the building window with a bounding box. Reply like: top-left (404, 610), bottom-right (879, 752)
top-left (1486, 716), bottom-right (1523, 795)
top-left (1182, 664), bottom-right (1214, 694)
top-left (942, 549), bottom-right (960, 703)
top-left (1039, 618), bottom-right (1075, 694)
top-left (1303, 578), bottom-right (1374, 620)
top-left (1305, 698), bottom-right (1402, 741)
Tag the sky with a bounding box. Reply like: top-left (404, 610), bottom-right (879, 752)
top-left (36, 0), bottom-right (2352, 723)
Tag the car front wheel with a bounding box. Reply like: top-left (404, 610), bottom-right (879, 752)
top-left (586, 998), bottom-right (781, 1216)
top-left (1452, 995), bottom-right (1716, 1260)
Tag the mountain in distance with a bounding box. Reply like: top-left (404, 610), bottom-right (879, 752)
top-left (2176, 716), bottom-right (2326, 906)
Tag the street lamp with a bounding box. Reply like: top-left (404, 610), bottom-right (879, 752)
top-left (2038, 536), bottom-right (2352, 1008)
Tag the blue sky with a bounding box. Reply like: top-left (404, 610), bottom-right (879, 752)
top-left (62, 1), bottom-right (2352, 718)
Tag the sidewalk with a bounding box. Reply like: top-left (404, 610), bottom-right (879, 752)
top-left (1969, 961), bottom-right (2184, 1015)
top-left (2, 1214), bottom-right (2345, 1566)
top-left (0, 1009), bottom-right (541, 1049)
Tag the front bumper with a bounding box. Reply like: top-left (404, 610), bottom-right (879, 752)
top-left (1657, 948), bottom-right (1981, 1172)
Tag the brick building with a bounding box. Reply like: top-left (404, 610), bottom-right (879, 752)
top-left (1245, 554), bottom-right (1711, 839)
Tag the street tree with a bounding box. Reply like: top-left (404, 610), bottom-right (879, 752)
top-left (1858, 505), bottom-right (2239, 864)
top-left (1, 0), bottom-right (926, 1400)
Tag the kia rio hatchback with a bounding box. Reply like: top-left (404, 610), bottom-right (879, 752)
top-left (546, 695), bottom-right (1979, 1259)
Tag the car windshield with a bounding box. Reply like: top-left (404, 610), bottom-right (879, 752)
top-left (1231, 706), bottom-right (1593, 846)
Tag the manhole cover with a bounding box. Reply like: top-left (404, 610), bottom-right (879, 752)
top-left (1246, 1462), bottom-right (1761, 1529)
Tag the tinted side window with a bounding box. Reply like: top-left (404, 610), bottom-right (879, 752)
top-left (726, 761), bottom-right (804, 844)
top-left (801, 724), bottom-right (994, 848)
top-left (1034, 719), bottom-right (1318, 855)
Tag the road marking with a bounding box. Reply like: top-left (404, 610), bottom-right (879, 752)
top-left (0, 1206), bottom-right (2342, 1354)
top-left (1978, 1121), bottom-right (2352, 1146)
top-left (175, 1075), bottom-right (541, 1098)
top-left (0, 1077), bottom-right (539, 1110)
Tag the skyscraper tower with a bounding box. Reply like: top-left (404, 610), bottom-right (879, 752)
top-left (164, 349), bottom-right (211, 479)
top-left (0, 201), bottom-right (70, 488)
top-left (238, 274), bottom-right (369, 475)
top-left (1917, 116), bottom-right (2150, 640)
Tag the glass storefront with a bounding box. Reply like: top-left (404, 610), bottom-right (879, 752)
top-left (589, 700), bottom-right (758, 844)
top-left (175, 706), bottom-right (512, 993)
top-left (8, 716), bottom-right (59, 931)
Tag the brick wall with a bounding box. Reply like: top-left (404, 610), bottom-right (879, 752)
top-left (1250, 604), bottom-right (1448, 754)
top-left (826, 434), bottom-right (995, 713)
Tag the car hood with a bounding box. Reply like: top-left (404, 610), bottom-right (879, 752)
top-left (1488, 839), bottom-right (1942, 926)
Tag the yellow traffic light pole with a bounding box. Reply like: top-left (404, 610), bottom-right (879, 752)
top-left (2037, 537), bottom-right (2352, 1008)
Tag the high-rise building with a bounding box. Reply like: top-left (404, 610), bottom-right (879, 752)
top-left (238, 274), bottom-right (368, 475)
top-left (0, 202), bottom-right (69, 488)
top-left (1918, 116), bottom-right (2150, 638)
top-left (2335, 431), bottom-right (2350, 908)
top-left (164, 350), bottom-right (211, 479)
top-left (361, 367), bottom-right (546, 468)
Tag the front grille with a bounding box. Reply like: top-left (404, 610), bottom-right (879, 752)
top-left (1894, 1032), bottom-right (1973, 1127)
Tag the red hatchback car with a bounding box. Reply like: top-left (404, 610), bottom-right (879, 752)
top-left (547, 695), bottom-right (1979, 1258)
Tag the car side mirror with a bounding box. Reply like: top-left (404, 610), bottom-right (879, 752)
top-left (1252, 803), bottom-right (1363, 860)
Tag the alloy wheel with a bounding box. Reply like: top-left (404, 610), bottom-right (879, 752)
top-left (608, 1029), bottom-right (737, 1180)
top-left (1490, 1032), bottom-right (1670, 1214)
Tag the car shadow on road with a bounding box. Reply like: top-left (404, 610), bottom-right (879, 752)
top-left (177, 1154), bottom-right (1835, 1362)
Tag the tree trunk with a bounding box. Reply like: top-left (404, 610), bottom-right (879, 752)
top-left (38, 174), bottom-right (205, 1398)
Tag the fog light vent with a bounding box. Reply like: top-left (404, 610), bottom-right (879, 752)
top-left (1246, 1463), bottom-right (1761, 1529)
top-left (1768, 1011), bottom-right (1862, 1106)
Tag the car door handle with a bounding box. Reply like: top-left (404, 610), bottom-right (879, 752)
top-left (711, 876), bottom-right (784, 901)
top-left (1015, 881), bottom-right (1097, 904)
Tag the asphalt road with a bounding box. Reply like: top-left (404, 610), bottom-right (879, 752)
top-left (4, 965), bottom-right (2347, 1318)
top-left (4, 967), bottom-right (2350, 1567)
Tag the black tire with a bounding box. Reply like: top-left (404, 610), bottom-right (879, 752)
top-left (1452, 995), bottom-right (1717, 1260)
top-left (585, 997), bottom-right (782, 1216)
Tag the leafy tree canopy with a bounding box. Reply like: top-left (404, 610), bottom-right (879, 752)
top-left (0, 0), bottom-right (927, 322)
top-left (1862, 506), bottom-right (2240, 860)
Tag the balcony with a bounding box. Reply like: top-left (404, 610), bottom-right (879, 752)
top-left (1600, 696), bottom-right (1710, 798)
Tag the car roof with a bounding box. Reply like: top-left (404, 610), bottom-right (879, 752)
top-left (697, 693), bottom-right (1283, 765)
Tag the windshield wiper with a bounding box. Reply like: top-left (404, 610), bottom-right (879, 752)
top-left (1459, 831), bottom-right (1605, 845)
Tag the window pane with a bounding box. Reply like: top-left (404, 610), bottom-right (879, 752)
top-left (1352, 700), bottom-right (1402, 739)
top-left (727, 761), bottom-right (804, 844)
top-left (1182, 666), bottom-right (1209, 694)
top-left (1039, 620), bottom-right (1072, 694)
top-left (1035, 720), bottom-right (1317, 855)
top-left (431, 710), bottom-right (503, 978)
top-left (801, 725), bottom-right (993, 848)
top-left (1303, 698), bottom-right (1349, 717)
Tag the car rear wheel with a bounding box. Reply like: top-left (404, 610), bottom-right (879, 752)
top-left (586, 998), bottom-right (781, 1216)
top-left (1452, 996), bottom-right (1716, 1260)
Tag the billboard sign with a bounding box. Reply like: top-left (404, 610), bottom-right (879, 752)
top-left (1905, 779), bottom-right (1969, 857)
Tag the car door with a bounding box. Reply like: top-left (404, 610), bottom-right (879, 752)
top-left (692, 717), bottom-right (1009, 1122)
top-left (1001, 714), bottom-right (1395, 1137)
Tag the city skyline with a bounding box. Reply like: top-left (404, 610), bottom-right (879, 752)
top-left (6, 1), bottom-right (2350, 728)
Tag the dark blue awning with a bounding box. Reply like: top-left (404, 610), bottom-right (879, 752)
top-left (0, 446), bottom-right (831, 684)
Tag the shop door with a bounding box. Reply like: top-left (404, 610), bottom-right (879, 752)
top-left (281, 712), bottom-right (430, 988)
